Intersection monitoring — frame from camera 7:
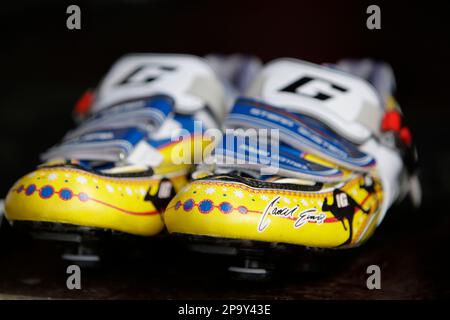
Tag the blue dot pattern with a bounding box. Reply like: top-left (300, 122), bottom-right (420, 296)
top-left (183, 199), bottom-right (194, 211)
top-left (40, 186), bottom-right (54, 199)
top-left (219, 202), bottom-right (233, 213)
top-left (199, 200), bottom-right (213, 213)
top-left (60, 189), bottom-right (73, 200)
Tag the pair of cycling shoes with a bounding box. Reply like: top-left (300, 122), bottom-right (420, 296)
top-left (4, 54), bottom-right (420, 257)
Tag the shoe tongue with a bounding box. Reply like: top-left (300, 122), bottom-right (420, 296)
top-left (91, 54), bottom-right (225, 120)
top-left (246, 59), bottom-right (384, 143)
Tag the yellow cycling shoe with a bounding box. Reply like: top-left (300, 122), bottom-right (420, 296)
top-left (6, 160), bottom-right (190, 237)
top-left (164, 58), bottom-right (420, 277)
top-left (5, 54), bottom-right (225, 243)
top-left (165, 173), bottom-right (382, 248)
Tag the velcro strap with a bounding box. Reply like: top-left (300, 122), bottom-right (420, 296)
top-left (92, 54), bottom-right (225, 121)
top-left (210, 134), bottom-right (343, 181)
top-left (41, 127), bottom-right (146, 163)
top-left (225, 98), bottom-right (375, 171)
top-left (64, 95), bottom-right (173, 141)
top-left (251, 59), bottom-right (383, 143)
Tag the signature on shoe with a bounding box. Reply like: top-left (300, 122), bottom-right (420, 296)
top-left (257, 196), bottom-right (325, 232)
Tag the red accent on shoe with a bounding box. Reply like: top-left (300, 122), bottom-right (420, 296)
top-left (400, 127), bottom-right (412, 146)
top-left (74, 90), bottom-right (94, 116)
top-left (381, 111), bottom-right (402, 132)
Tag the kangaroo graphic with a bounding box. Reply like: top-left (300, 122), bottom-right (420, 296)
top-left (321, 188), bottom-right (371, 247)
top-left (144, 178), bottom-right (176, 212)
top-left (360, 174), bottom-right (379, 208)
top-left (360, 175), bottom-right (376, 194)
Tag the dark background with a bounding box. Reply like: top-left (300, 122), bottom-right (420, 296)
top-left (0, 0), bottom-right (449, 299)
